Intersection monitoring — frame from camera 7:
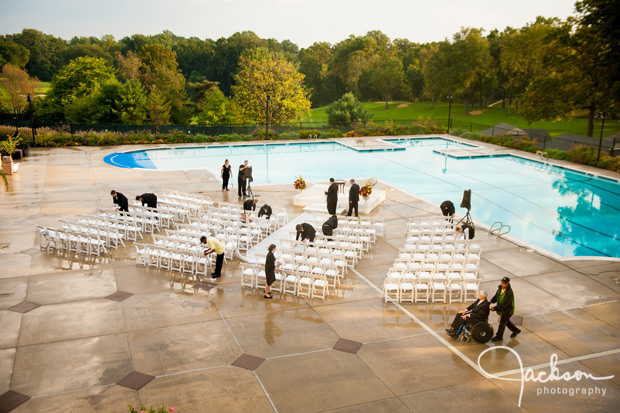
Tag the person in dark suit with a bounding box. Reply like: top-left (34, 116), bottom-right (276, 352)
top-left (243, 198), bottom-right (258, 212)
top-left (136, 193), bottom-right (158, 209)
top-left (348, 179), bottom-right (360, 217)
top-left (295, 223), bottom-right (316, 244)
top-left (446, 290), bottom-right (490, 337)
top-left (440, 200), bottom-right (455, 219)
top-left (322, 215), bottom-right (338, 237)
top-left (325, 178), bottom-right (338, 214)
top-left (238, 160), bottom-right (249, 198)
top-left (258, 204), bottom-right (272, 220)
top-left (110, 190), bottom-right (128, 213)
top-left (264, 244), bottom-right (279, 299)
top-left (490, 277), bottom-right (521, 341)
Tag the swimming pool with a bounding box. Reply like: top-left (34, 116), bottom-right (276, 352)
top-left (104, 139), bottom-right (620, 259)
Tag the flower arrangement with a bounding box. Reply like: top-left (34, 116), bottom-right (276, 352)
top-left (360, 183), bottom-right (372, 198)
top-left (294, 176), bottom-right (306, 190)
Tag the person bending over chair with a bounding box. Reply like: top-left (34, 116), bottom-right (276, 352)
top-left (111, 190), bottom-right (129, 213)
top-left (258, 204), bottom-right (272, 220)
top-left (243, 198), bottom-right (258, 222)
top-left (445, 290), bottom-right (489, 337)
top-left (440, 200), bottom-right (455, 222)
top-left (322, 215), bottom-right (338, 240)
top-left (455, 223), bottom-right (475, 240)
top-left (200, 235), bottom-right (225, 281)
top-left (295, 223), bottom-right (316, 245)
top-left (136, 193), bottom-right (158, 209)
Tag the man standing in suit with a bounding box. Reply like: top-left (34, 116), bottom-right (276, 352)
top-left (110, 190), bottom-right (129, 213)
top-left (348, 179), bottom-right (360, 217)
top-left (325, 178), bottom-right (338, 215)
top-left (238, 160), bottom-right (249, 198)
top-left (445, 290), bottom-right (490, 337)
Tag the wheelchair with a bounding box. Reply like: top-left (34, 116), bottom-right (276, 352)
top-left (455, 321), bottom-right (494, 343)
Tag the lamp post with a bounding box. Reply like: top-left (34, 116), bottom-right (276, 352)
top-left (446, 94), bottom-right (453, 134)
top-left (265, 94), bottom-right (271, 139)
top-left (26, 94), bottom-right (36, 146)
top-left (595, 111), bottom-right (605, 162)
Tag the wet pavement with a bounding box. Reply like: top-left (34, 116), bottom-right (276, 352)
top-left (0, 142), bottom-right (619, 412)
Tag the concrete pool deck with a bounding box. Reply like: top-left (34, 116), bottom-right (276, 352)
top-left (1, 138), bottom-right (619, 412)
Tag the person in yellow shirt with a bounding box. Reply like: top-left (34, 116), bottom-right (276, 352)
top-left (200, 236), bottom-right (225, 280)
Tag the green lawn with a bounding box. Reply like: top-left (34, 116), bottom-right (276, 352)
top-left (0, 81), bottom-right (50, 100)
top-left (303, 101), bottom-right (618, 139)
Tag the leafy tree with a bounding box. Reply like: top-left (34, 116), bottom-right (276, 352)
top-left (139, 44), bottom-right (188, 123)
top-left (195, 84), bottom-right (240, 125)
top-left (114, 50), bottom-right (141, 82)
top-left (326, 92), bottom-right (372, 126)
top-left (146, 86), bottom-right (171, 127)
top-left (0, 64), bottom-right (39, 114)
top-left (58, 43), bottom-right (113, 67)
top-left (118, 80), bottom-right (148, 124)
top-left (366, 52), bottom-right (405, 109)
top-left (0, 37), bottom-right (30, 69)
top-left (45, 56), bottom-right (116, 115)
top-left (8, 29), bottom-right (67, 81)
top-left (447, 28), bottom-right (493, 114)
top-left (231, 48), bottom-right (311, 123)
top-left (420, 42), bottom-right (449, 108)
top-left (298, 42), bottom-right (339, 106)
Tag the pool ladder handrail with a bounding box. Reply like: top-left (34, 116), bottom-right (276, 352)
top-left (490, 221), bottom-right (511, 237)
top-left (536, 150), bottom-right (548, 161)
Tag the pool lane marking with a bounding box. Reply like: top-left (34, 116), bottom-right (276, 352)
top-left (349, 268), bottom-right (486, 376)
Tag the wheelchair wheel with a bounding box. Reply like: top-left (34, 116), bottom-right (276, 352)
top-left (471, 322), bottom-right (494, 343)
top-left (460, 334), bottom-right (471, 343)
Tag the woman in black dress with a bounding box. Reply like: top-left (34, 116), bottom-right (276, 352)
top-left (264, 244), bottom-right (279, 298)
top-left (221, 159), bottom-right (232, 191)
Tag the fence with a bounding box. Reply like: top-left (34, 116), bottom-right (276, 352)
top-left (0, 114), bottom-right (616, 155)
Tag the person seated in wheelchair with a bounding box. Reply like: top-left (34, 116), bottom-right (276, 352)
top-left (445, 290), bottom-right (489, 338)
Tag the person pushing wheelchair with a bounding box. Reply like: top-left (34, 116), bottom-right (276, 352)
top-left (445, 290), bottom-right (490, 338)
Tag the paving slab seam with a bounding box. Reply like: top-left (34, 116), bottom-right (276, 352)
top-left (214, 307), bottom-right (245, 353)
top-left (252, 371), bottom-right (279, 413)
top-left (27, 383), bottom-right (118, 400)
top-left (265, 347), bottom-right (332, 361)
top-left (491, 347), bottom-right (620, 378)
top-left (523, 299), bottom-right (620, 318)
top-left (154, 364), bottom-right (232, 379)
top-left (361, 331), bottom-right (432, 345)
top-left (350, 268), bottom-right (486, 375)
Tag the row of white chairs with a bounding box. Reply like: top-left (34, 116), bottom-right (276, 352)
top-left (397, 248), bottom-right (480, 264)
top-left (277, 247), bottom-right (351, 275)
top-left (161, 190), bottom-right (213, 213)
top-left (135, 243), bottom-right (213, 277)
top-left (241, 264), bottom-right (329, 300)
top-left (97, 209), bottom-right (160, 234)
top-left (260, 250), bottom-right (345, 287)
top-left (158, 197), bottom-right (203, 219)
top-left (332, 215), bottom-right (386, 237)
top-left (38, 226), bottom-right (108, 256)
top-left (77, 214), bottom-right (143, 242)
top-left (383, 276), bottom-right (480, 303)
top-left (59, 219), bottom-right (125, 249)
top-left (281, 238), bottom-right (363, 263)
top-left (288, 231), bottom-right (373, 253)
top-left (128, 204), bottom-right (177, 228)
top-left (163, 229), bottom-right (238, 262)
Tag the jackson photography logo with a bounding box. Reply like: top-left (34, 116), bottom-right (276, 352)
top-left (477, 346), bottom-right (615, 407)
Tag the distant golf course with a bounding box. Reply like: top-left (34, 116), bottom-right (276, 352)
top-left (302, 101), bottom-right (618, 139)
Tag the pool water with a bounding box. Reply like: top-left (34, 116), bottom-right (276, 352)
top-left (104, 139), bottom-right (620, 258)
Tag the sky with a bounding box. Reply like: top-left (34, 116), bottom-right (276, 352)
top-left (1, 0), bottom-right (578, 47)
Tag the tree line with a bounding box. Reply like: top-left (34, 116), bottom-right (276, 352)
top-left (0, 0), bottom-right (617, 136)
